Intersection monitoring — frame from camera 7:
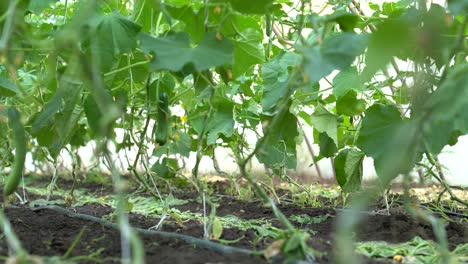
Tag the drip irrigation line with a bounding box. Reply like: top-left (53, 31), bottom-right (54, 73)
top-left (24, 205), bottom-right (263, 257)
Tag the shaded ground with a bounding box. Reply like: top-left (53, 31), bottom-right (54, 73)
top-left (0, 182), bottom-right (467, 263)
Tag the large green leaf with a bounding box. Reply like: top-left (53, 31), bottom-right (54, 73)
top-left (322, 11), bottom-right (360, 32)
top-left (191, 99), bottom-right (235, 145)
top-left (334, 148), bottom-right (364, 193)
top-left (165, 5), bottom-right (205, 42)
top-left (30, 58), bottom-right (84, 158)
top-left (318, 132), bottom-right (337, 158)
top-left (356, 104), bottom-right (403, 162)
top-left (256, 110), bottom-right (298, 170)
top-left (362, 13), bottom-right (413, 79)
top-left (303, 33), bottom-right (368, 83)
top-left (261, 52), bottom-right (301, 111)
top-left (332, 67), bottom-right (364, 99)
top-left (153, 131), bottom-right (192, 158)
top-left (422, 64), bottom-right (468, 154)
top-left (86, 11), bottom-right (142, 72)
top-left (233, 28), bottom-right (265, 78)
top-left (213, 0), bottom-right (274, 14)
top-left (357, 104), bottom-right (420, 181)
top-left (132, 0), bottom-right (160, 33)
top-left (336, 91), bottom-right (367, 116)
top-left (310, 104), bottom-right (338, 145)
top-left (139, 32), bottom-right (234, 72)
top-left (151, 157), bottom-right (180, 179)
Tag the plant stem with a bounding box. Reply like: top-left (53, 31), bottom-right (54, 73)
top-left (297, 121), bottom-right (323, 180)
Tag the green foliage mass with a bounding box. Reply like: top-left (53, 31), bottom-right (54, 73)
top-left (0, 0), bottom-right (467, 260)
top-left (0, 0), bottom-right (466, 199)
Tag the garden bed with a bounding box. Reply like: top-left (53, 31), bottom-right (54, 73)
top-left (1, 182), bottom-right (466, 263)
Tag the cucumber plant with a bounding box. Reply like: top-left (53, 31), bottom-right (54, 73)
top-left (0, 0), bottom-right (466, 262)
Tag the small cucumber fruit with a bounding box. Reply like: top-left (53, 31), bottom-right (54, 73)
top-left (4, 108), bottom-right (27, 196)
top-left (155, 92), bottom-right (170, 146)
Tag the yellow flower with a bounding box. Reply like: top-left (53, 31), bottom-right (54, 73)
top-left (393, 255), bottom-right (403, 263)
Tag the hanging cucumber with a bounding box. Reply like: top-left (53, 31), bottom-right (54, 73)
top-left (4, 108), bottom-right (27, 196)
top-left (155, 92), bottom-right (170, 146)
top-left (265, 13), bottom-right (272, 37)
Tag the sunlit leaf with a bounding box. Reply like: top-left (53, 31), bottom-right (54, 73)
top-left (304, 33), bottom-right (368, 83)
top-left (261, 52), bottom-right (301, 111)
top-left (310, 104), bottom-right (338, 145)
top-left (233, 28), bottom-right (265, 78)
top-left (139, 32), bottom-right (234, 72)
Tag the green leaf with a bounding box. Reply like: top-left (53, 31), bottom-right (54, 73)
top-left (422, 64), bottom-right (468, 155)
top-left (357, 104), bottom-right (402, 161)
top-left (318, 132), bottom-right (337, 158)
top-left (151, 157), bottom-right (179, 179)
top-left (165, 5), bottom-right (205, 42)
top-left (336, 91), bottom-right (367, 116)
top-left (112, 52), bottom-right (149, 84)
top-left (133, 0), bottom-right (161, 32)
top-left (191, 99), bottom-right (235, 145)
top-left (139, 32), bottom-right (234, 72)
top-left (310, 105), bottom-right (338, 145)
top-left (0, 76), bottom-right (20, 97)
top-left (261, 52), bottom-right (301, 111)
top-left (233, 28), bottom-right (265, 78)
top-left (382, 2), bottom-right (404, 17)
top-left (334, 149), bottom-right (349, 187)
top-left (86, 11), bottom-right (142, 72)
top-left (323, 11), bottom-right (360, 32)
top-left (153, 131), bottom-right (192, 157)
top-left (283, 232), bottom-right (301, 253)
top-left (256, 110), bottom-right (298, 170)
top-left (332, 67), bottom-right (364, 99)
top-left (226, 0), bottom-right (274, 14)
top-left (357, 104), bottom-right (420, 182)
top-left (362, 17), bottom-right (412, 80)
top-left (303, 33), bottom-right (368, 83)
top-left (30, 59), bottom-right (84, 158)
top-left (334, 148), bottom-right (365, 193)
top-left (211, 217), bottom-right (223, 240)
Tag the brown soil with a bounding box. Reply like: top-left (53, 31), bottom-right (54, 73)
top-left (0, 183), bottom-right (467, 264)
